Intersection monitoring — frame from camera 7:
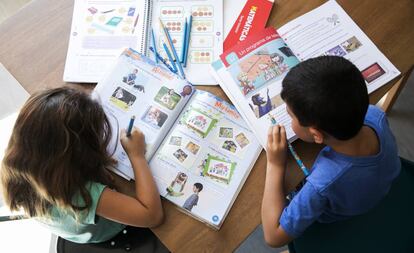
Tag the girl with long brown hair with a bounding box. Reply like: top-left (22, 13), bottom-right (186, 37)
top-left (1, 87), bottom-right (163, 243)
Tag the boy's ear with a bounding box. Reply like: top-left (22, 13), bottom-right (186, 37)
top-left (309, 127), bottom-right (324, 144)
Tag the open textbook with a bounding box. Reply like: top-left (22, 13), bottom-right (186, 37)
top-left (93, 48), bottom-right (261, 229)
top-left (211, 0), bottom-right (400, 147)
top-left (64, 0), bottom-right (223, 85)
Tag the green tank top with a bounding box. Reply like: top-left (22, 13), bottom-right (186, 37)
top-left (36, 182), bottom-right (125, 243)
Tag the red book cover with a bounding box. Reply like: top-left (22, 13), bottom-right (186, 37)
top-left (220, 27), bottom-right (280, 67)
top-left (224, 0), bottom-right (275, 51)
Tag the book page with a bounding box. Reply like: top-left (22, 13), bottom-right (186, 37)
top-left (64, 0), bottom-right (149, 83)
top-left (151, 0), bottom-right (223, 85)
top-left (211, 27), bottom-right (300, 147)
top-left (277, 0), bottom-right (400, 93)
top-left (93, 48), bottom-right (194, 179)
top-left (149, 90), bottom-right (262, 228)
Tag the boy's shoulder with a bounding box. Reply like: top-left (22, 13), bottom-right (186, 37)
top-left (308, 106), bottom-right (393, 195)
top-left (307, 150), bottom-right (353, 194)
top-left (365, 105), bottom-right (386, 126)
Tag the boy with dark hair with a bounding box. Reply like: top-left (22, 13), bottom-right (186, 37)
top-left (183, 183), bottom-right (203, 211)
top-left (261, 56), bottom-right (400, 247)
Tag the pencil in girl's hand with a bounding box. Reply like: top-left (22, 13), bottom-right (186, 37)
top-left (127, 116), bottom-right (136, 137)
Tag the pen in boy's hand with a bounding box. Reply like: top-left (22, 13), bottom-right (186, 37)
top-left (127, 116), bottom-right (136, 137)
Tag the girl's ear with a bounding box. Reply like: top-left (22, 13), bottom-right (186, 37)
top-left (309, 127), bottom-right (324, 144)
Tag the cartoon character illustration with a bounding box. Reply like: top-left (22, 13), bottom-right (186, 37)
top-left (182, 109), bottom-right (217, 138)
top-left (238, 72), bottom-right (255, 95)
top-left (258, 63), bottom-right (275, 81)
top-left (197, 157), bottom-right (208, 176)
top-left (270, 53), bottom-right (289, 74)
top-left (182, 183), bottom-right (203, 211)
top-left (249, 88), bottom-right (273, 118)
top-left (166, 172), bottom-right (188, 197)
top-left (209, 163), bottom-right (230, 178)
top-left (189, 115), bottom-right (207, 129)
top-left (233, 50), bottom-right (292, 94)
top-left (123, 69), bottom-right (138, 85)
top-left (123, 69), bottom-right (145, 92)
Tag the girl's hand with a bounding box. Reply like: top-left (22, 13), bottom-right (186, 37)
top-left (266, 125), bottom-right (287, 169)
top-left (121, 127), bottom-right (146, 158)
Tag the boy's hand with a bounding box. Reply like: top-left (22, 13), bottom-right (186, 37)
top-left (121, 127), bottom-right (146, 158)
top-left (266, 125), bottom-right (287, 168)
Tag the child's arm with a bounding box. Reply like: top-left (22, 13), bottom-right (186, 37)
top-left (96, 127), bottom-right (163, 228)
top-left (261, 125), bottom-right (293, 247)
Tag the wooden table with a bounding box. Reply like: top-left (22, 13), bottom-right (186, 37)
top-left (0, 0), bottom-right (413, 252)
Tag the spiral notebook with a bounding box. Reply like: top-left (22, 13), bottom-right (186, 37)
top-left (64, 0), bottom-right (223, 85)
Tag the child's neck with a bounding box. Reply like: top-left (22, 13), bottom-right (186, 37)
top-left (326, 125), bottom-right (380, 157)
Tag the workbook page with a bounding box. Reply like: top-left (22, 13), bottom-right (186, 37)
top-left (149, 90), bottom-right (261, 228)
top-left (277, 0), bottom-right (400, 93)
top-left (151, 0), bottom-right (223, 85)
top-left (64, 0), bottom-right (149, 83)
top-left (211, 27), bottom-right (300, 147)
top-left (93, 49), bottom-right (194, 179)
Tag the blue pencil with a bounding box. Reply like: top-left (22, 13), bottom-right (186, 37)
top-left (163, 42), bottom-right (177, 73)
top-left (180, 18), bottom-right (187, 63)
top-left (183, 15), bottom-right (192, 68)
top-left (269, 118), bottom-right (310, 176)
top-left (126, 115), bottom-right (135, 137)
top-left (151, 29), bottom-right (158, 63)
top-left (160, 20), bottom-right (186, 79)
top-left (287, 142), bottom-right (310, 176)
top-left (149, 46), bottom-right (177, 73)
